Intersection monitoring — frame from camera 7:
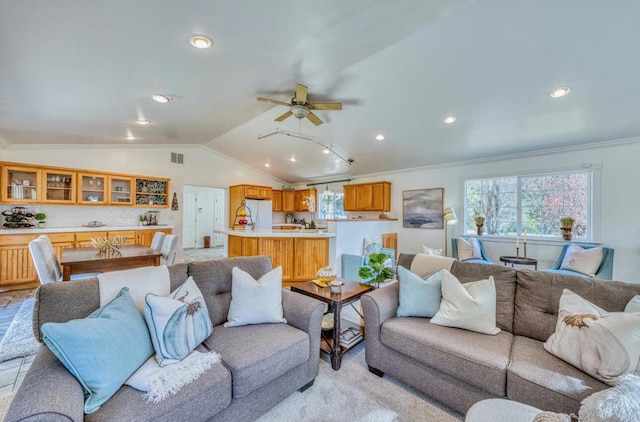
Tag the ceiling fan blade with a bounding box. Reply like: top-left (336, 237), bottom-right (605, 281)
top-left (274, 110), bottom-right (293, 122)
top-left (310, 102), bottom-right (343, 111)
top-left (295, 84), bottom-right (308, 103)
top-left (257, 97), bottom-right (290, 106)
top-left (306, 111), bottom-right (323, 126)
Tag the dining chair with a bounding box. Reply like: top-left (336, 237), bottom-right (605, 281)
top-left (160, 234), bottom-right (178, 265)
top-left (29, 237), bottom-right (62, 283)
top-left (150, 231), bottom-right (166, 253)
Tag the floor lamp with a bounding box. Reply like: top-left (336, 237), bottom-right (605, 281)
top-left (443, 207), bottom-right (458, 257)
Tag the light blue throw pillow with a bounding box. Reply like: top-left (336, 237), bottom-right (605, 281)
top-left (396, 266), bottom-right (443, 318)
top-left (42, 288), bottom-right (154, 414)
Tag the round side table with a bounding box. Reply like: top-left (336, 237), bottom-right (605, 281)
top-left (499, 256), bottom-right (538, 270)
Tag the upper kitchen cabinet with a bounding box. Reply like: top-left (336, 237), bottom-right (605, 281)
top-left (282, 190), bottom-right (295, 212)
top-left (109, 176), bottom-right (134, 205)
top-left (135, 178), bottom-right (170, 207)
top-left (294, 188), bottom-right (317, 212)
top-left (272, 189), bottom-right (282, 212)
top-left (77, 173), bottom-right (107, 205)
top-left (343, 182), bottom-right (391, 212)
top-left (228, 184), bottom-right (274, 225)
top-left (41, 169), bottom-right (76, 204)
top-left (1, 165), bottom-right (41, 203)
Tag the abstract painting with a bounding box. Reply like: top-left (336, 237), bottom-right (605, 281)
top-left (403, 188), bottom-right (444, 229)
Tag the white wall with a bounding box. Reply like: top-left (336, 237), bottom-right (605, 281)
top-left (1, 145), bottom-right (284, 258)
top-left (343, 140), bottom-right (640, 282)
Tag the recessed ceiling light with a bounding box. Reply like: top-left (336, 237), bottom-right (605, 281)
top-left (322, 148), bottom-right (331, 154)
top-left (443, 115), bottom-right (457, 124)
top-left (151, 94), bottom-right (172, 103)
top-left (289, 156), bottom-right (296, 162)
top-left (125, 135), bottom-right (136, 141)
top-left (550, 87), bottom-right (571, 98)
top-left (264, 163), bottom-right (270, 167)
top-left (189, 36), bottom-right (213, 49)
top-left (375, 134), bottom-right (385, 141)
top-left (136, 119), bottom-right (151, 125)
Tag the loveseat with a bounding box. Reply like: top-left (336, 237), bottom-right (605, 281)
top-left (6, 256), bottom-right (325, 422)
top-left (361, 253), bottom-right (640, 415)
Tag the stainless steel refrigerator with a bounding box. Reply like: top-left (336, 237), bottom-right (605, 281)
top-left (244, 199), bottom-right (273, 230)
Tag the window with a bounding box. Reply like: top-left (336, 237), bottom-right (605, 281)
top-left (318, 189), bottom-right (346, 220)
top-left (464, 170), bottom-right (592, 240)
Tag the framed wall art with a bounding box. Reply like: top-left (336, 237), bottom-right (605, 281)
top-left (402, 188), bottom-right (444, 229)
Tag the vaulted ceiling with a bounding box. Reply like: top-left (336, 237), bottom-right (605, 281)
top-left (1, 1), bottom-right (639, 183)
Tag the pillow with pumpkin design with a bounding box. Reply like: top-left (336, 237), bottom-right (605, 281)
top-left (144, 276), bottom-right (213, 367)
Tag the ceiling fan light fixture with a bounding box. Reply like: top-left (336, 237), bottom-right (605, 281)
top-left (550, 87), bottom-right (571, 98)
top-left (291, 104), bottom-right (310, 119)
top-left (443, 115), bottom-right (457, 124)
top-left (136, 119), bottom-right (151, 125)
top-left (151, 94), bottom-right (172, 103)
top-left (189, 35), bottom-right (213, 49)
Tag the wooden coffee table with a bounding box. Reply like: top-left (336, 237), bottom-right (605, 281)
top-left (291, 280), bottom-right (373, 370)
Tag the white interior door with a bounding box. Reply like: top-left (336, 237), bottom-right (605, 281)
top-left (214, 192), bottom-right (225, 246)
top-left (183, 191), bottom-right (198, 249)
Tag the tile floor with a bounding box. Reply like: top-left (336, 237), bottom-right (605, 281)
top-left (183, 246), bottom-right (225, 263)
top-left (0, 288), bottom-right (36, 396)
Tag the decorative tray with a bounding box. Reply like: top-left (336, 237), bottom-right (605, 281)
top-left (311, 279), bottom-right (331, 287)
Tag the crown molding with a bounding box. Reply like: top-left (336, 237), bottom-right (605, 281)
top-left (2, 142), bottom-right (208, 150)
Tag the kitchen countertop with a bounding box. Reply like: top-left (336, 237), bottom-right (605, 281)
top-left (214, 228), bottom-right (335, 238)
top-left (0, 225), bottom-right (174, 235)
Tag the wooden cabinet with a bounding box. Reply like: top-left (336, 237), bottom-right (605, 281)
top-left (294, 188), bottom-right (317, 212)
top-left (48, 233), bottom-right (76, 261)
top-left (0, 234), bottom-right (38, 287)
top-left (135, 228), bottom-right (173, 247)
top-left (282, 190), bottom-right (295, 212)
top-left (135, 178), bottom-right (170, 207)
top-left (227, 236), bottom-right (258, 258)
top-left (343, 182), bottom-right (391, 212)
top-left (77, 173), bottom-right (107, 205)
top-left (228, 185), bottom-right (274, 225)
top-left (75, 231), bottom-right (108, 247)
top-left (109, 176), bottom-right (134, 205)
top-left (1, 165), bottom-right (41, 203)
top-left (258, 238), bottom-right (294, 281)
top-left (293, 238), bottom-right (329, 280)
top-left (381, 232), bottom-right (398, 263)
top-left (41, 169), bottom-right (76, 204)
top-left (272, 190), bottom-right (282, 212)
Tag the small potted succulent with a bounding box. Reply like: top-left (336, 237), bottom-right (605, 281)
top-left (358, 253), bottom-right (395, 289)
top-left (34, 212), bottom-right (46, 228)
top-left (560, 217), bottom-right (575, 240)
top-left (474, 216), bottom-right (485, 236)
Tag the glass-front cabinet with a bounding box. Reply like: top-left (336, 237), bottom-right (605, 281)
top-left (41, 169), bottom-right (76, 204)
top-left (109, 176), bottom-right (134, 205)
top-left (1, 165), bottom-right (40, 203)
top-left (135, 178), bottom-right (169, 207)
top-left (77, 173), bottom-right (107, 205)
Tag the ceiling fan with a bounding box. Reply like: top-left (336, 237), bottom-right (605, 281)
top-left (257, 83), bottom-right (342, 126)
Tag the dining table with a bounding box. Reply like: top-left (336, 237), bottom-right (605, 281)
top-left (60, 244), bottom-right (162, 281)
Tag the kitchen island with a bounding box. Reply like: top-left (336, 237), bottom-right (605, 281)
top-left (214, 229), bottom-right (336, 284)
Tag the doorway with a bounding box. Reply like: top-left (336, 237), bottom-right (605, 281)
top-left (182, 185), bottom-right (225, 249)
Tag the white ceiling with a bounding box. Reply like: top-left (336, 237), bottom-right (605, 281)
top-left (1, 1), bottom-right (639, 183)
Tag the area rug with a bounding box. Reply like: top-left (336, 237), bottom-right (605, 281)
top-left (256, 343), bottom-right (464, 422)
top-left (0, 392), bottom-right (15, 420)
top-left (0, 298), bottom-right (40, 363)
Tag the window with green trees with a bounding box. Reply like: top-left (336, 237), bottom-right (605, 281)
top-left (464, 170), bottom-right (592, 240)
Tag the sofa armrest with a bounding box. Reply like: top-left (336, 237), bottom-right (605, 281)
top-left (361, 283), bottom-right (399, 371)
top-left (5, 348), bottom-right (85, 422)
top-left (282, 289), bottom-right (325, 381)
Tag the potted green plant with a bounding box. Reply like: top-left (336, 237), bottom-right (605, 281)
top-left (560, 217), bottom-right (575, 240)
top-left (358, 253), bottom-right (395, 289)
top-left (34, 212), bottom-right (46, 228)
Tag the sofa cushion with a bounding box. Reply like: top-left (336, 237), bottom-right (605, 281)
top-left (449, 260), bottom-right (517, 333)
top-left (86, 353), bottom-right (232, 422)
top-left (226, 266), bottom-right (286, 327)
top-left (205, 323), bottom-right (309, 398)
top-left (507, 335), bottom-right (608, 414)
top-left (560, 244), bottom-right (603, 278)
top-left (380, 317), bottom-right (512, 396)
top-left (457, 237), bottom-right (482, 261)
top-left (513, 270), bottom-right (640, 342)
top-left (396, 266), bottom-right (442, 318)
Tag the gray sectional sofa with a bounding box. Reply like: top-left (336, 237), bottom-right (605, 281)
top-left (6, 256), bottom-right (324, 422)
top-left (362, 253), bottom-right (640, 415)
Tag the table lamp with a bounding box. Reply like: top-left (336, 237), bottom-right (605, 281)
top-left (443, 207), bottom-right (458, 257)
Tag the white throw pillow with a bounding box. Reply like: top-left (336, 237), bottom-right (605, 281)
top-left (363, 238), bottom-right (381, 256)
top-left (457, 237), bottom-right (482, 261)
top-left (421, 245), bottom-right (443, 256)
top-left (544, 289), bottom-right (640, 385)
top-left (560, 244), bottom-right (603, 277)
top-left (430, 270), bottom-right (501, 335)
top-left (144, 277), bottom-right (213, 367)
top-left (625, 295), bottom-right (640, 313)
top-left (579, 373), bottom-right (640, 422)
top-left (225, 266), bottom-right (286, 327)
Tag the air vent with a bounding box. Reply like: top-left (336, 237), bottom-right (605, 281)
top-left (171, 152), bottom-right (184, 164)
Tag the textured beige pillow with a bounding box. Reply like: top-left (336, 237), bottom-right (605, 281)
top-left (560, 244), bottom-right (603, 277)
top-left (431, 271), bottom-right (500, 335)
top-left (625, 295), bottom-right (640, 313)
top-left (457, 237), bottom-right (482, 261)
top-left (544, 289), bottom-right (640, 385)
